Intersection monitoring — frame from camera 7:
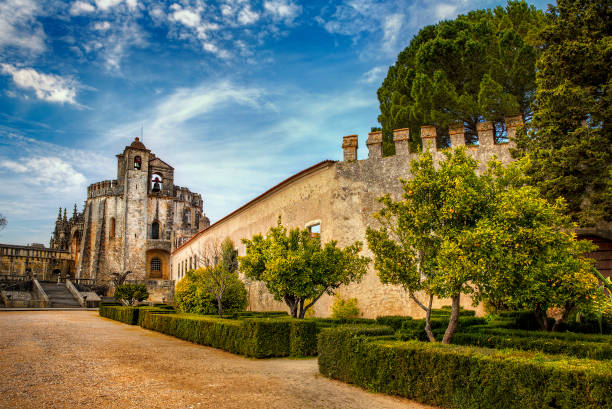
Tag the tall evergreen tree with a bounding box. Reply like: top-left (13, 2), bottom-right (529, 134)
top-left (377, 1), bottom-right (544, 154)
top-left (514, 0), bottom-right (611, 226)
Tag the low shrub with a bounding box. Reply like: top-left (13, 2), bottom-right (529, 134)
top-left (175, 269), bottom-right (247, 315)
top-left (467, 326), bottom-right (612, 344)
top-left (318, 327), bottom-right (612, 409)
top-left (139, 313), bottom-right (320, 358)
top-left (99, 305), bottom-right (140, 325)
top-left (376, 316), bottom-right (414, 331)
top-left (231, 311), bottom-right (289, 319)
top-left (451, 332), bottom-right (612, 360)
top-left (397, 316), bottom-right (487, 341)
top-left (290, 320), bottom-right (318, 357)
top-left (331, 294), bottom-right (360, 319)
top-left (114, 283), bottom-right (149, 306)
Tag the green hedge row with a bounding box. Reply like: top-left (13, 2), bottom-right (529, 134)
top-left (230, 311), bottom-right (289, 319)
top-left (318, 327), bottom-right (612, 409)
top-left (99, 305), bottom-right (175, 326)
top-left (139, 312), bottom-right (320, 358)
top-left (99, 305), bottom-right (141, 324)
top-left (468, 326), bottom-right (612, 344)
top-left (451, 332), bottom-right (612, 360)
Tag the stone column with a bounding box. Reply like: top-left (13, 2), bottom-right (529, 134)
top-left (366, 131), bottom-right (383, 159)
top-left (505, 115), bottom-right (524, 148)
top-left (420, 125), bottom-right (436, 153)
top-left (393, 128), bottom-right (410, 155)
top-left (449, 123), bottom-right (465, 148)
top-left (342, 134), bottom-right (358, 162)
top-left (476, 121), bottom-right (494, 148)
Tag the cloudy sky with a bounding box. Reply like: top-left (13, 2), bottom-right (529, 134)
top-left (0, 0), bottom-right (549, 245)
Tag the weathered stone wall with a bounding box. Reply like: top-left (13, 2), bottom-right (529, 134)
top-left (172, 118), bottom-right (522, 318)
top-left (0, 244), bottom-right (72, 280)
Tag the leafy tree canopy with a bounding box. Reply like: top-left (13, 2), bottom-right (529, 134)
top-left (114, 283), bottom-right (149, 306)
top-left (377, 1), bottom-right (544, 153)
top-left (175, 266), bottom-right (247, 316)
top-left (513, 0), bottom-right (612, 226)
top-left (366, 148), bottom-right (598, 342)
top-left (240, 217), bottom-right (370, 318)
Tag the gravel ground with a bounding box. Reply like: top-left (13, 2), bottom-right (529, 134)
top-left (0, 311), bottom-right (436, 409)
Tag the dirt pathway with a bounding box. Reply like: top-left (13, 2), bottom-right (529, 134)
top-left (0, 311), bottom-right (436, 409)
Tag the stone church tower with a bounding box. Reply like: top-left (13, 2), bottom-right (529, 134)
top-left (76, 137), bottom-right (209, 282)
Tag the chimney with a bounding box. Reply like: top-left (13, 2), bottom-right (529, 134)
top-left (420, 125), bottom-right (436, 153)
top-left (476, 121), bottom-right (494, 148)
top-left (366, 131), bottom-right (383, 159)
top-left (449, 123), bottom-right (465, 148)
top-left (393, 128), bottom-right (410, 155)
top-left (342, 134), bottom-right (358, 162)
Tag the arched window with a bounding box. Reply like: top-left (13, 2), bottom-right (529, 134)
top-left (151, 173), bottom-right (162, 192)
top-left (109, 217), bottom-right (115, 238)
top-left (151, 221), bottom-right (159, 239)
top-left (151, 257), bottom-right (161, 272)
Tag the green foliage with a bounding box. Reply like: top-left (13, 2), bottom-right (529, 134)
top-left (366, 148), bottom-right (599, 338)
top-left (240, 217), bottom-right (370, 318)
top-left (514, 0), bottom-right (612, 226)
top-left (175, 267), bottom-right (247, 315)
top-left (99, 305), bottom-right (175, 326)
top-left (290, 320), bottom-right (318, 357)
top-left (113, 283), bottom-right (148, 306)
top-left (330, 294), bottom-right (360, 319)
top-left (377, 1), bottom-right (544, 152)
top-left (318, 327), bottom-right (612, 409)
top-left (140, 312), bottom-right (322, 358)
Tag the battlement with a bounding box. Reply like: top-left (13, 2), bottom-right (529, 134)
top-left (343, 115), bottom-right (524, 162)
top-left (173, 186), bottom-right (203, 208)
top-left (87, 179), bottom-right (123, 198)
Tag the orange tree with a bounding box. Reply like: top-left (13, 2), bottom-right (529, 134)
top-left (240, 218), bottom-right (370, 318)
top-left (366, 148), bottom-right (598, 342)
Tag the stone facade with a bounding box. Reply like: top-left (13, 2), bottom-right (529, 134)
top-left (76, 137), bottom-right (209, 285)
top-left (0, 243), bottom-right (72, 280)
top-left (172, 118), bottom-right (522, 318)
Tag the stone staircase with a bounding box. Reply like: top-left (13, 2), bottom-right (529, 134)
top-left (39, 282), bottom-right (82, 308)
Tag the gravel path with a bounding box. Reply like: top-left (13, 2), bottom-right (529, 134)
top-left (0, 311), bottom-right (436, 409)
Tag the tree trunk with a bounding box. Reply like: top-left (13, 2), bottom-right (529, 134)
top-left (410, 293), bottom-right (436, 342)
top-left (424, 295), bottom-right (436, 343)
top-left (442, 294), bottom-right (461, 344)
top-left (551, 302), bottom-right (573, 332)
top-left (297, 299), bottom-right (306, 319)
top-left (217, 295), bottom-right (223, 318)
top-left (284, 295), bottom-right (298, 318)
top-left (535, 307), bottom-right (549, 331)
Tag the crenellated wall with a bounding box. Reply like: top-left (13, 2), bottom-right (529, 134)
top-left (172, 116), bottom-right (524, 318)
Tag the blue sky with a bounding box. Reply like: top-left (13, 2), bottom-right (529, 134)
top-left (0, 0), bottom-right (550, 245)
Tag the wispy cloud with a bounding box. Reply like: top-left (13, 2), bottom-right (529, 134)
top-left (361, 65), bottom-right (386, 84)
top-left (70, 1), bottom-right (96, 16)
top-left (263, 0), bottom-right (302, 24)
top-left (0, 0), bottom-right (46, 56)
top-left (0, 64), bottom-right (85, 107)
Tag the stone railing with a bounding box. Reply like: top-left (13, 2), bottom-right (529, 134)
top-left (32, 278), bottom-right (50, 308)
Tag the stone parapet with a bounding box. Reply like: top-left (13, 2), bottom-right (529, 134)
top-left (87, 180), bottom-right (123, 198)
top-left (393, 128), bottom-right (410, 155)
top-left (146, 239), bottom-right (172, 252)
top-left (366, 131), bottom-right (383, 159)
top-left (342, 134), bottom-right (358, 162)
top-left (420, 125), bottom-right (436, 153)
top-left (476, 121), bottom-right (495, 147)
top-left (449, 123), bottom-right (465, 147)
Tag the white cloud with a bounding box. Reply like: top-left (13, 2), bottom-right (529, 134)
top-left (0, 64), bottom-right (82, 106)
top-left (93, 21), bottom-right (111, 31)
top-left (70, 1), bottom-right (96, 15)
top-left (382, 13), bottom-right (403, 53)
top-left (361, 66), bottom-right (386, 84)
top-left (95, 0), bottom-right (123, 11)
top-left (237, 5), bottom-right (259, 25)
top-left (0, 0), bottom-right (45, 55)
top-left (0, 157), bottom-right (87, 193)
top-left (435, 3), bottom-right (459, 20)
top-left (170, 4), bottom-right (202, 28)
top-left (264, 0), bottom-right (301, 23)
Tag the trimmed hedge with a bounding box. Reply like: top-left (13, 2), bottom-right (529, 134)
top-left (231, 311), bottom-right (289, 319)
top-left (451, 332), bottom-right (612, 360)
top-left (99, 305), bottom-right (175, 326)
top-left (290, 320), bottom-right (318, 357)
top-left (318, 327), bottom-right (612, 409)
top-left (99, 305), bottom-right (140, 325)
top-left (139, 312), bottom-right (321, 358)
top-left (468, 326), bottom-right (612, 344)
